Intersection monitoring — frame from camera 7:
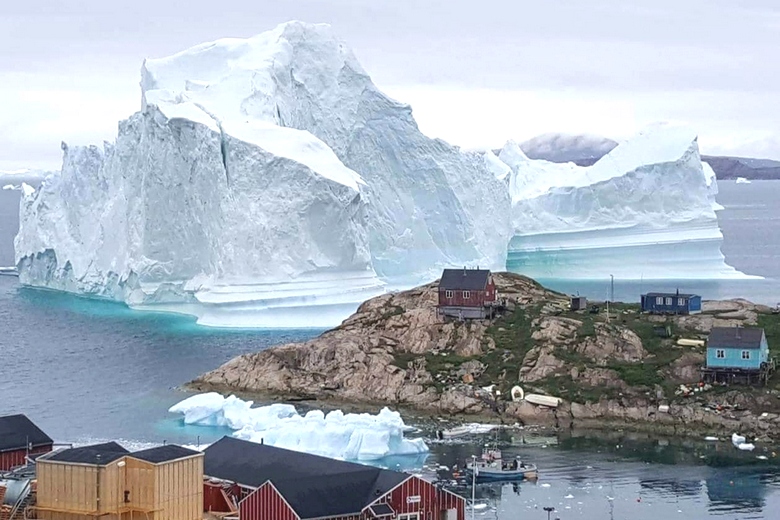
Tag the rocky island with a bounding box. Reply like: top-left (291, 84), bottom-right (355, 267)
top-left (192, 273), bottom-right (780, 440)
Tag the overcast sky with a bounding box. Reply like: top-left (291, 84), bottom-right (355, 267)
top-left (2, 0), bottom-right (779, 170)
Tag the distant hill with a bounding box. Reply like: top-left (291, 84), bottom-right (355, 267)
top-left (518, 133), bottom-right (780, 179)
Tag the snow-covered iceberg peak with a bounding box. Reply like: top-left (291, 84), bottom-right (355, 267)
top-left (169, 393), bottom-right (428, 461)
top-left (502, 123), bottom-right (751, 280)
top-left (142, 21), bottom-right (511, 280)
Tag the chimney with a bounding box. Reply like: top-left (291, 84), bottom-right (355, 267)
top-left (736, 325), bottom-right (741, 339)
top-left (463, 266), bottom-right (466, 276)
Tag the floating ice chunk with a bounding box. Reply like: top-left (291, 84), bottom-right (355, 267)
top-left (169, 393), bottom-right (427, 461)
top-left (737, 443), bottom-right (755, 451)
top-left (704, 436), bottom-right (719, 441)
top-left (757, 455), bottom-right (768, 460)
top-left (731, 433), bottom-right (746, 446)
top-left (2, 184), bottom-right (19, 191)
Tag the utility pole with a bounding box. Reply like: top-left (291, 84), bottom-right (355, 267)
top-left (610, 274), bottom-right (614, 302)
top-left (471, 455), bottom-right (477, 520)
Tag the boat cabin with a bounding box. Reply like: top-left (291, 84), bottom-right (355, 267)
top-left (641, 291), bottom-right (701, 315)
top-left (438, 268), bottom-right (497, 320)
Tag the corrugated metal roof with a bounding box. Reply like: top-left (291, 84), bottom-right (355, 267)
top-left (708, 327), bottom-right (765, 349)
top-left (0, 414), bottom-right (53, 453)
top-left (439, 269), bottom-right (491, 291)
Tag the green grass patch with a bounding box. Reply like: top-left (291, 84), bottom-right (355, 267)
top-left (481, 306), bottom-right (539, 392)
top-left (607, 362), bottom-right (664, 388)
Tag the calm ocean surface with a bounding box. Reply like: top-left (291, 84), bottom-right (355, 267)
top-left (2, 180), bottom-right (780, 518)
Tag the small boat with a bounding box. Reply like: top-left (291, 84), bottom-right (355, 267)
top-left (436, 423), bottom-right (496, 440)
top-left (524, 393), bottom-right (562, 408)
top-left (464, 447), bottom-right (538, 481)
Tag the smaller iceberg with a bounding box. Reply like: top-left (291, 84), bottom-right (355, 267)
top-left (169, 393), bottom-right (428, 461)
top-left (731, 432), bottom-right (755, 451)
top-left (735, 177), bottom-right (751, 184)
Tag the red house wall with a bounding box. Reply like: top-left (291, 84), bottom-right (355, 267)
top-left (0, 444), bottom-right (52, 471)
top-left (241, 482), bottom-right (298, 520)
top-left (438, 289), bottom-right (488, 308)
top-left (367, 476), bottom-right (465, 520)
top-left (204, 481), bottom-right (240, 513)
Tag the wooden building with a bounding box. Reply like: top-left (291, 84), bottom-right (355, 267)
top-left (34, 442), bottom-right (203, 520)
top-left (204, 437), bottom-right (465, 520)
top-left (437, 268), bottom-right (497, 320)
top-left (0, 414), bottom-right (53, 472)
top-left (702, 326), bottom-right (776, 385)
top-left (641, 291), bottom-right (701, 315)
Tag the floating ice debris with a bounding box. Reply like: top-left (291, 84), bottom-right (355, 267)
top-left (704, 436), bottom-right (719, 441)
top-left (738, 443), bottom-right (756, 451)
top-left (541, 483), bottom-right (551, 488)
top-left (731, 433), bottom-right (746, 446)
top-left (757, 455), bottom-right (769, 460)
top-left (169, 392), bottom-right (428, 460)
top-left (564, 494), bottom-right (574, 499)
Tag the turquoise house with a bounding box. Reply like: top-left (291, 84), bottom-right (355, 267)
top-left (706, 327), bottom-right (769, 370)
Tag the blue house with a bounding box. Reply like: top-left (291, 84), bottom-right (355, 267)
top-left (702, 326), bottom-right (775, 385)
top-left (641, 291), bottom-right (701, 315)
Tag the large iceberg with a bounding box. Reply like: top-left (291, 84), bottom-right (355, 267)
top-left (15, 21), bottom-right (509, 327)
top-left (500, 124), bottom-right (749, 280)
top-left (14, 21), bottom-right (748, 328)
top-left (168, 393), bottom-right (428, 461)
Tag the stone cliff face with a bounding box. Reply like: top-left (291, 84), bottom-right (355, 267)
top-left (193, 273), bottom-right (780, 438)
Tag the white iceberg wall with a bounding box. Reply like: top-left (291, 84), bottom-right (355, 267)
top-left (15, 104), bottom-right (384, 322)
top-left (169, 393), bottom-right (428, 461)
top-left (141, 21), bottom-right (511, 280)
top-left (502, 125), bottom-right (748, 280)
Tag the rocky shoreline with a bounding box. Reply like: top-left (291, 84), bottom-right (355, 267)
top-left (190, 273), bottom-right (780, 441)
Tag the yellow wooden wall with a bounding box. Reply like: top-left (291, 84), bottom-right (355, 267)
top-left (36, 454), bottom-right (203, 520)
top-left (151, 455), bottom-right (203, 520)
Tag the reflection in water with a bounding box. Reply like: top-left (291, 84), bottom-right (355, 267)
top-left (707, 471), bottom-right (766, 515)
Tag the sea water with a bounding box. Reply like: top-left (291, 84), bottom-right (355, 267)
top-left (2, 181), bottom-right (780, 518)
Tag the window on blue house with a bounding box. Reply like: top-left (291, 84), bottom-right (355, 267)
top-left (665, 297), bottom-right (673, 305)
top-left (742, 350), bottom-right (751, 360)
top-left (678, 298), bottom-right (685, 306)
top-left (656, 297), bottom-right (663, 305)
top-left (716, 349), bottom-right (725, 359)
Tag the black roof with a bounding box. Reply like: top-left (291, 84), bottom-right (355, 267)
top-left (709, 327), bottom-right (765, 349)
top-left (45, 442), bottom-right (129, 465)
top-left (643, 292), bottom-right (699, 299)
top-left (131, 444), bottom-right (201, 464)
top-left (439, 269), bottom-right (491, 291)
top-left (0, 414), bottom-right (53, 453)
top-left (204, 437), bottom-right (408, 519)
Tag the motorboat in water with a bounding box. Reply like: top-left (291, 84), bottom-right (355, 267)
top-left (464, 447), bottom-right (537, 481)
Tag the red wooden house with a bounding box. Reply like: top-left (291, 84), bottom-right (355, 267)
top-left (203, 437), bottom-right (465, 520)
top-left (437, 268), bottom-right (497, 319)
top-left (0, 414), bottom-right (53, 471)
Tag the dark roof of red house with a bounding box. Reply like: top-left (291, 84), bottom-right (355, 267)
top-left (0, 414), bottom-right (53, 453)
top-left (204, 437), bottom-right (410, 519)
top-left (709, 327), bottom-right (765, 349)
top-left (439, 269), bottom-right (491, 291)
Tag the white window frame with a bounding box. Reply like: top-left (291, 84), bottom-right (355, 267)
top-left (463, 290), bottom-right (471, 299)
top-left (742, 350), bottom-right (751, 360)
top-left (399, 514), bottom-right (420, 520)
top-left (445, 290), bottom-right (453, 299)
top-left (678, 297), bottom-right (685, 306)
top-left (665, 297), bottom-right (673, 306)
top-left (655, 296), bottom-right (663, 305)
top-left (716, 349), bottom-right (725, 359)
